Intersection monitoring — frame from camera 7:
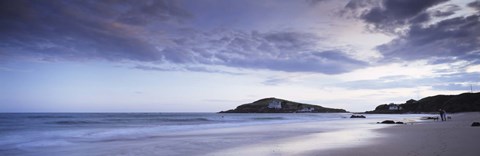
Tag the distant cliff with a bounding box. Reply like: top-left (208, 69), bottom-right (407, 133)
top-left (367, 92), bottom-right (480, 113)
top-left (219, 98), bottom-right (347, 113)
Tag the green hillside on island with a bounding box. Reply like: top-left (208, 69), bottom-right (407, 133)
top-left (367, 92), bottom-right (480, 114)
top-left (219, 98), bottom-right (347, 113)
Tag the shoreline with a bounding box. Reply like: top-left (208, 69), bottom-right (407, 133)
top-left (4, 113), bottom-right (479, 156)
top-left (1, 114), bottom-right (411, 156)
top-left (314, 112), bottom-right (480, 156)
top-left (205, 114), bottom-right (425, 156)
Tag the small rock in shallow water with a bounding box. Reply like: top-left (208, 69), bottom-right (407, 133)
top-left (379, 120), bottom-right (395, 124)
top-left (350, 115), bottom-right (366, 118)
top-left (471, 122), bottom-right (480, 127)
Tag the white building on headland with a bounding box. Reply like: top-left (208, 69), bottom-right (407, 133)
top-left (268, 100), bottom-right (282, 109)
top-left (388, 103), bottom-right (402, 110)
top-left (298, 107), bottom-right (315, 112)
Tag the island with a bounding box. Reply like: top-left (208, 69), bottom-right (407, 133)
top-left (219, 97), bottom-right (347, 113)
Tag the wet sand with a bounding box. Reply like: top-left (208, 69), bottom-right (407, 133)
top-left (314, 112), bottom-right (480, 156)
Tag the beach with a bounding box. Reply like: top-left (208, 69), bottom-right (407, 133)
top-left (319, 112), bottom-right (480, 156)
top-left (1, 113), bottom-right (479, 156)
top-left (207, 113), bottom-right (480, 156)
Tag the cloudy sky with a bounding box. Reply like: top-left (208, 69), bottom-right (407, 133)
top-left (1, 0), bottom-right (479, 112)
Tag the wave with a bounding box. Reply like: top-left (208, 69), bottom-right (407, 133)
top-left (48, 120), bottom-right (104, 125)
top-left (101, 117), bottom-right (213, 123)
top-left (159, 118), bottom-right (211, 122)
top-left (28, 115), bottom-right (74, 119)
top-left (251, 117), bottom-right (285, 120)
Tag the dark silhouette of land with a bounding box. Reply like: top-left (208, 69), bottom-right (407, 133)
top-left (367, 92), bottom-right (480, 114)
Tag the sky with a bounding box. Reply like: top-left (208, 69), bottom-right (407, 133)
top-left (1, 0), bottom-right (480, 112)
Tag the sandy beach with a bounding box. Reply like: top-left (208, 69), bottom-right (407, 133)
top-left (316, 112), bottom-right (480, 156)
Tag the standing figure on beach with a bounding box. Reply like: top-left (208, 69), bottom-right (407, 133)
top-left (442, 109), bottom-right (447, 121)
top-left (439, 109), bottom-right (446, 121)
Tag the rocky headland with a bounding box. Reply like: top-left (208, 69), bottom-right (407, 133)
top-left (366, 92), bottom-right (480, 114)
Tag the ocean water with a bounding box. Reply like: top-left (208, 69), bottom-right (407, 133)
top-left (0, 113), bottom-right (343, 148)
top-left (0, 113), bottom-right (426, 155)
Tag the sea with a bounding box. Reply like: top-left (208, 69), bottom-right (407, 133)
top-left (0, 113), bottom-right (426, 155)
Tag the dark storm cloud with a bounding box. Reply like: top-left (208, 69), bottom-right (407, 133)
top-left (468, 0), bottom-right (480, 11)
top-left (115, 0), bottom-right (191, 25)
top-left (167, 31), bottom-right (368, 74)
top-left (150, 29), bottom-right (367, 74)
top-left (377, 14), bottom-right (480, 63)
top-left (0, 0), bottom-right (188, 62)
top-left (344, 0), bottom-right (480, 66)
top-left (432, 4), bottom-right (460, 17)
top-left (345, 0), bottom-right (448, 32)
top-left (0, 0), bottom-right (367, 74)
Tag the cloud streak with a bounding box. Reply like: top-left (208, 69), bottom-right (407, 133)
top-left (338, 72), bottom-right (480, 91)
